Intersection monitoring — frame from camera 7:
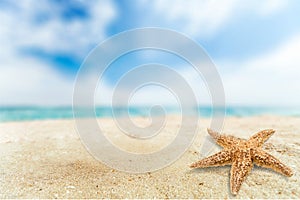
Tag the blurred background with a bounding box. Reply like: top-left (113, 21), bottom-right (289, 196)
top-left (1, 0), bottom-right (300, 121)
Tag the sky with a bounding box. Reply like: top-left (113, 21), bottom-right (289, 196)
top-left (1, 0), bottom-right (300, 106)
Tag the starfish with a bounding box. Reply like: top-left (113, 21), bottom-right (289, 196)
top-left (190, 129), bottom-right (293, 195)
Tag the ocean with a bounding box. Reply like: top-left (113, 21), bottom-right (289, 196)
top-left (0, 106), bottom-right (300, 122)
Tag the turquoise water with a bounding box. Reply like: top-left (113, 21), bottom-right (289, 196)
top-left (0, 106), bottom-right (300, 122)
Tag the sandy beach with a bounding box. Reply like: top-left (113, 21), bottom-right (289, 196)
top-left (0, 115), bottom-right (299, 198)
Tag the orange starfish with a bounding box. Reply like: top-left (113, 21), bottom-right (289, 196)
top-left (190, 129), bottom-right (293, 195)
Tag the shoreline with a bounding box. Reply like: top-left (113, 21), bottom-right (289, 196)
top-left (1, 113), bottom-right (300, 123)
top-left (1, 115), bottom-right (299, 198)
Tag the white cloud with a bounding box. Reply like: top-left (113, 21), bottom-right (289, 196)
top-left (0, 0), bottom-right (297, 107)
top-left (112, 33), bottom-right (300, 107)
top-left (0, 0), bottom-right (117, 106)
top-left (94, 65), bottom-right (210, 107)
top-left (139, 0), bottom-right (288, 37)
top-left (0, 0), bottom-right (116, 56)
top-left (222, 34), bottom-right (300, 106)
top-left (256, 0), bottom-right (287, 16)
top-left (6, 32), bottom-right (299, 107)
top-left (0, 58), bottom-right (73, 105)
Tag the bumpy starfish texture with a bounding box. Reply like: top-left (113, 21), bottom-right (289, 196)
top-left (190, 129), bottom-right (293, 195)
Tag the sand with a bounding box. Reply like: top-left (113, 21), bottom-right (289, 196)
top-left (0, 116), bottom-right (299, 198)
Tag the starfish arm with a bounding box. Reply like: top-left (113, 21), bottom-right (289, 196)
top-left (207, 128), bottom-right (240, 148)
top-left (230, 151), bottom-right (253, 195)
top-left (190, 150), bottom-right (232, 168)
top-left (252, 149), bottom-right (293, 177)
top-left (249, 129), bottom-right (275, 147)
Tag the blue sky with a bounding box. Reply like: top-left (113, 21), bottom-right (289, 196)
top-left (1, 0), bottom-right (300, 106)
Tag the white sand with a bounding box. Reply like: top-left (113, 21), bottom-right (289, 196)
top-left (0, 116), bottom-right (299, 198)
